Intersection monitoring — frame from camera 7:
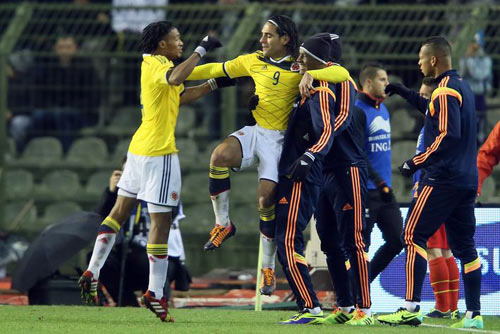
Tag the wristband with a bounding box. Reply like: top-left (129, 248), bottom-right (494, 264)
top-left (207, 78), bottom-right (217, 91)
top-left (194, 46), bottom-right (206, 58)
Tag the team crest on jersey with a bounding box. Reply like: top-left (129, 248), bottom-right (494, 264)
top-left (171, 192), bottom-right (178, 201)
top-left (237, 131), bottom-right (245, 136)
top-left (290, 62), bottom-right (300, 72)
top-left (262, 65), bottom-right (267, 70)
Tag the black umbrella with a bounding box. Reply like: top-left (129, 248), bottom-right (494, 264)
top-left (12, 211), bottom-right (102, 292)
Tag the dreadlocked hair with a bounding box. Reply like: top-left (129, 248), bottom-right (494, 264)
top-left (267, 15), bottom-right (299, 58)
top-left (141, 21), bottom-right (176, 54)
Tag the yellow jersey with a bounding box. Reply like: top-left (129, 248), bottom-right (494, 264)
top-left (187, 51), bottom-right (349, 131)
top-left (128, 54), bottom-right (184, 157)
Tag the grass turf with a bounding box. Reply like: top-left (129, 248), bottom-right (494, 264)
top-left (1, 306), bottom-right (500, 334)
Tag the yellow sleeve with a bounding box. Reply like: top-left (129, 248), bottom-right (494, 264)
top-left (307, 65), bottom-right (350, 83)
top-left (152, 60), bottom-right (174, 85)
top-left (222, 53), bottom-right (253, 78)
top-left (186, 63), bottom-right (226, 80)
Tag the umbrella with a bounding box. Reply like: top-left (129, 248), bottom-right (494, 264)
top-left (12, 211), bottom-right (102, 292)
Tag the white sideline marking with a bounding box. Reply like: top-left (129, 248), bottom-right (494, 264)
top-left (422, 323), bottom-right (500, 334)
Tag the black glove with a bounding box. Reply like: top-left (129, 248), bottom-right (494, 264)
top-left (207, 77), bottom-right (236, 90)
top-left (195, 35), bottom-right (222, 57)
top-left (399, 158), bottom-right (418, 177)
top-left (385, 83), bottom-right (410, 99)
top-left (248, 94), bottom-right (259, 111)
top-left (287, 152), bottom-right (315, 182)
top-left (376, 181), bottom-right (395, 203)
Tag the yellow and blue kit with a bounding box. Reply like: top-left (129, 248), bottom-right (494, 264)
top-left (187, 51), bottom-right (349, 131)
top-left (128, 54), bottom-right (184, 157)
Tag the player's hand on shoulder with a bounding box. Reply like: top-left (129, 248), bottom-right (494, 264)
top-left (299, 72), bottom-right (315, 98)
top-left (195, 35), bottom-right (222, 57)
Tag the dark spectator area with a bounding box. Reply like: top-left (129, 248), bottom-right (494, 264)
top-left (1, 1), bottom-right (500, 277)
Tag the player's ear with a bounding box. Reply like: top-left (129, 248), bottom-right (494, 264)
top-left (281, 34), bottom-right (290, 47)
top-left (430, 55), bottom-right (437, 67)
top-left (158, 40), bottom-right (167, 50)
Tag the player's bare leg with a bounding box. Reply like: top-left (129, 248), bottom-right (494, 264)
top-left (79, 195), bottom-right (137, 304)
top-left (258, 179), bottom-right (278, 295)
top-left (205, 137), bottom-right (242, 251)
top-left (141, 210), bottom-right (174, 323)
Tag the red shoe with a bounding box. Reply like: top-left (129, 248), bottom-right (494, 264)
top-left (141, 290), bottom-right (174, 323)
top-left (78, 270), bottom-right (98, 305)
top-left (203, 222), bottom-right (236, 251)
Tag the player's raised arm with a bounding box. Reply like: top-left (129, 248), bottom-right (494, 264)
top-left (168, 35), bottom-right (222, 85)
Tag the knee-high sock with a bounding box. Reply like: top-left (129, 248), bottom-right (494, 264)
top-left (462, 257), bottom-right (481, 311)
top-left (261, 236), bottom-right (276, 269)
top-left (429, 256), bottom-right (450, 312)
top-left (260, 205), bottom-right (276, 269)
top-left (446, 256), bottom-right (460, 311)
top-left (209, 166), bottom-right (230, 227)
top-left (87, 216), bottom-right (121, 278)
top-left (147, 243), bottom-right (168, 299)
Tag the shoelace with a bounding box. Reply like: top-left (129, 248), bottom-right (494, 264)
top-left (211, 226), bottom-right (230, 245)
top-left (263, 269), bottom-right (273, 285)
top-left (352, 310), bottom-right (367, 320)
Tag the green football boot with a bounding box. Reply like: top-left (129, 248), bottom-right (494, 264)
top-left (345, 309), bottom-right (375, 326)
top-left (322, 307), bottom-right (355, 324)
top-left (451, 315), bottom-right (483, 329)
top-left (377, 307), bottom-right (423, 326)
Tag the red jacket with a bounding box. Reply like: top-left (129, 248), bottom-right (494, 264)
top-left (477, 120), bottom-right (500, 194)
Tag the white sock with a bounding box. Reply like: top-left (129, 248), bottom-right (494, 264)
top-left (404, 301), bottom-right (419, 312)
top-left (306, 306), bottom-right (322, 315)
top-left (87, 233), bottom-right (116, 279)
top-left (466, 311), bottom-right (474, 319)
top-left (210, 190), bottom-right (230, 227)
top-left (341, 306), bottom-right (355, 313)
top-left (261, 236), bottom-right (276, 269)
top-left (360, 308), bottom-right (371, 316)
top-left (147, 255), bottom-right (169, 299)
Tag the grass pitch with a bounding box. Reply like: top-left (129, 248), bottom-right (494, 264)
top-left (1, 305), bottom-right (499, 334)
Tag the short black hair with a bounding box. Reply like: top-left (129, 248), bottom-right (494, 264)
top-left (267, 15), bottom-right (299, 58)
top-left (422, 36), bottom-right (452, 58)
top-left (359, 62), bottom-right (385, 88)
top-left (141, 21), bottom-right (176, 54)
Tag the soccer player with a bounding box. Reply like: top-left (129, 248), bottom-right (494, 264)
top-left (387, 78), bottom-right (461, 319)
top-left (274, 33), bottom-right (346, 324)
top-left (185, 15), bottom-right (350, 296)
top-left (78, 21), bottom-right (226, 322)
top-left (378, 36), bottom-right (483, 329)
top-left (315, 69), bottom-right (373, 326)
top-left (418, 79), bottom-right (460, 320)
top-left (354, 63), bottom-right (404, 283)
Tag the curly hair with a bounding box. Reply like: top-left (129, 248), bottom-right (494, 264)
top-left (140, 21), bottom-right (176, 54)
